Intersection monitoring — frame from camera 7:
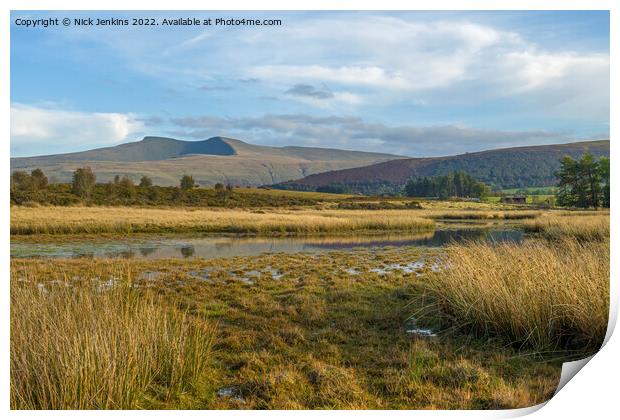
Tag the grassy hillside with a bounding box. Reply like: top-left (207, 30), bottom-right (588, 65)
top-left (10, 136), bottom-right (403, 187)
top-left (276, 140), bottom-right (610, 193)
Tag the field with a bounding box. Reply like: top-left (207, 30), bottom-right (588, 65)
top-left (9, 194), bottom-right (610, 410)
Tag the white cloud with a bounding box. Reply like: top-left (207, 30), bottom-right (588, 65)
top-left (10, 103), bottom-right (144, 156)
top-left (504, 51), bottom-right (610, 91)
top-left (231, 15), bottom-right (608, 119)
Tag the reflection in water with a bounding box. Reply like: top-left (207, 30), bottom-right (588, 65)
top-left (180, 245), bottom-right (195, 258)
top-left (139, 247), bottom-right (157, 257)
top-left (11, 229), bottom-right (523, 260)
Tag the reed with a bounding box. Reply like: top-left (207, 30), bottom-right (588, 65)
top-left (426, 239), bottom-right (609, 354)
top-left (10, 267), bottom-right (216, 409)
top-left (523, 214), bottom-right (609, 241)
top-left (10, 206), bottom-right (436, 235)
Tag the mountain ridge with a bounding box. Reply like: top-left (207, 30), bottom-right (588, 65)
top-left (10, 136), bottom-right (404, 187)
top-left (274, 140), bottom-right (610, 192)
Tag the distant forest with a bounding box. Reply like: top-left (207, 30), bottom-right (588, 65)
top-left (404, 171), bottom-right (490, 199)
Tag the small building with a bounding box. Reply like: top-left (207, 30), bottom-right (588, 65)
top-left (500, 195), bottom-right (527, 204)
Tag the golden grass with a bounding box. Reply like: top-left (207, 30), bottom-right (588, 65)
top-left (426, 239), bottom-right (609, 354)
top-left (10, 206), bottom-right (436, 235)
top-left (11, 250), bottom-right (562, 409)
top-left (10, 267), bottom-right (216, 409)
top-left (429, 211), bottom-right (540, 220)
top-left (523, 213), bottom-right (610, 241)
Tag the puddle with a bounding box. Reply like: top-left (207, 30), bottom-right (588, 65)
top-left (216, 387), bottom-right (244, 403)
top-left (406, 328), bottom-right (437, 337)
top-left (370, 261), bottom-right (425, 276)
top-left (188, 268), bottom-right (214, 280)
top-left (138, 271), bottom-right (162, 281)
top-left (405, 318), bottom-right (437, 338)
top-left (11, 229), bottom-right (523, 260)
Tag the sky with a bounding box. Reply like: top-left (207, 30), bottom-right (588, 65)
top-left (10, 10), bottom-right (610, 157)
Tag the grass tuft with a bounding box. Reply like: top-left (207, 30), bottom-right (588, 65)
top-left (426, 239), bottom-right (609, 354)
top-left (10, 270), bottom-right (216, 409)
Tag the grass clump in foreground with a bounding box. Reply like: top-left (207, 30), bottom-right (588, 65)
top-left (427, 239), bottom-right (609, 355)
top-left (10, 270), bottom-right (216, 409)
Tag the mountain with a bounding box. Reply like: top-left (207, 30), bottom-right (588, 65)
top-left (275, 140), bottom-right (610, 194)
top-left (10, 136), bottom-right (404, 186)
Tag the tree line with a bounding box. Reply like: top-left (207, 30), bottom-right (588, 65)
top-left (556, 153), bottom-right (609, 208)
top-left (10, 167), bottom-right (318, 208)
top-left (404, 171), bottom-right (491, 199)
top-left (11, 167), bottom-right (212, 199)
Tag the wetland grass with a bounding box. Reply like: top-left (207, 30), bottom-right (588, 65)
top-left (10, 266), bottom-right (216, 409)
top-left (523, 213), bottom-right (610, 241)
top-left (10, 206), bottom-right (436, 235)
top-left (10, 250), bottom-right (563, 409)
top-left (426, 239), bottom-right (609, 354)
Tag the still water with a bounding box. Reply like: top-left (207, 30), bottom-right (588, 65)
top-left (11, 229), bottom-right (523, 260)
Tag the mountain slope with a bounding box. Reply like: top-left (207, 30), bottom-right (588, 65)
top-left (10, 136), bottom-right (404, 187)
top-left (275, 140), bottom-right (610, 193)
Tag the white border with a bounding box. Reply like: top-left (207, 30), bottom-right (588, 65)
top-left (2, 1), bottom-right (617, 419)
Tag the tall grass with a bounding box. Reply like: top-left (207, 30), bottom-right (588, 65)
top-left (10, 206), bottom-right (435, 235)
top-left (523, 214), bottom-right (609, 241)
top-left (10, 272), bottom-right (216, 409)
top-left (426, 239), bottom-right (609, 354)
top-left (430, 211), bottom-right (540, 220)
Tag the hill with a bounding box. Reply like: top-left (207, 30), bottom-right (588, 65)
top-left (275, 140), bottom-right (610, 194)
top-left (10, 136), bottom-right (403, 187)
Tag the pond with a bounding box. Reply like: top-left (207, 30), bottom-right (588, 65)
top-left (11, 228), bottom-right (523, 260)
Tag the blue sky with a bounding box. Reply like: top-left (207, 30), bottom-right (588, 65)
top-left (10, 10), bottom-right (610, 157)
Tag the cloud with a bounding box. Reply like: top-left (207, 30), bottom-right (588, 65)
top-left (256, 65), bottom-right (410, 90)
top-left (199, 85), bottom-right (233, 91)
top-left (10, 103), bottom-right (145, 156)
top-left (13, 12), bottom-right (608, 156)
top-left (167, 113), bottom-right (585, 157)
top-left (283, 83), bottom-right (363, 108)
top-left (285, 84), bottom-right (334, 99)
top-left (55, 14), bottom-right (607, 107)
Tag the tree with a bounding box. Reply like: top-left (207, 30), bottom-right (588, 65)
top-left (405, 171), bottom-right (490, 199)
top-left (11, 171), bottom-right (32, 191)
top-left (214, 182), bottom-right (225, 192)
top-left (556, 153), bottom-right (603, 208)
top-left (180, 175), bottom-right (195, 190)
top-left (30, 168), bottom-right (48, 190)
top-left (139, 175), bottom-right (153, 188)
top-left (226, 183), bottom-right (234, 192)
top-left (599, 157), bottom-right (610, 208)
top-left (117, 176), bottom-right (136, 199)
top-left (72, 167), bottom-right (96, 198)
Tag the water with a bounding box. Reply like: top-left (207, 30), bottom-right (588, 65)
top-left (11, 229), bottom-right (523, 260)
